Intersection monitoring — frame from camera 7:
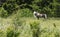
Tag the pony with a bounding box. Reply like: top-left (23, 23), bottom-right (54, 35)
top-left (33, 11), bottom-right (47, 19)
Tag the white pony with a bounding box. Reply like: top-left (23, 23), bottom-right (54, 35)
top-left (33, 11), bottom-right (47, 19)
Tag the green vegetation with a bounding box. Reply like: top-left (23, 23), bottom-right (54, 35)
top-left (0, 18), bottom-right (60, 37)
top-left (0, 0), bottom-right (60, 17)
top-left (0, 0), bottom-right (60, 37)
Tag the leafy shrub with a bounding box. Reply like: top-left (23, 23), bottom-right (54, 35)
top-left (16, 8), bottom-right (33, 17)
top-left (0, 7), bottom-right (8, 18)
top-left (3, 2), bottom-right (17, 13)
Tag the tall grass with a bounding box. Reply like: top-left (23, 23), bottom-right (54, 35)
top-left (14, 17), bottom-right (60, 37)
top-left (0, 17), bottom-right (60, 37)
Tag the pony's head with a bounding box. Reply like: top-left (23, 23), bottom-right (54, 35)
top-left (33, 11), bottom-right (37, 14)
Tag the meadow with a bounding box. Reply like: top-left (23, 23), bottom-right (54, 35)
top-left (0, 0), bottom-right (60, 37)
top-left (0, 17), bottom-right (60, 37)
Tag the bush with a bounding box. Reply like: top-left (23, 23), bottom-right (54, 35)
top-left (16, 8), bottom-right (33, 17)
top-left (3, 2), bottom-right (17, 13)
top-left (0, 7), bottom-right (8, 18)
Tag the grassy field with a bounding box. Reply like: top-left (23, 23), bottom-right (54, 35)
top-left (0, 17), bottom-right (60, 37)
